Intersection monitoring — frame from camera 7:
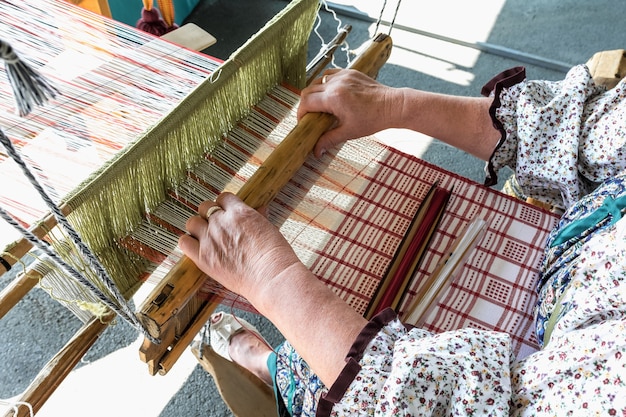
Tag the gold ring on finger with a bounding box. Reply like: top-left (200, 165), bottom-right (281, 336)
top-left (205, 205), bottom-right (223, 221)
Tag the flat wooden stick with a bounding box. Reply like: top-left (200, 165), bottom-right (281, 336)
top-left (389, 187), bottom-right (451, 310)
top-left (363, 182), bottom-right (438, 319)
top-left (366, 185), bottom-right (451, 318)
top-left (402, 216), bottom-right (487, 326)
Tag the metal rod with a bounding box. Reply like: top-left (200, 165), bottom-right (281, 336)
top-left (325, 2), bottom-right (574, 73)
top-left (306, 24), bottom-right (352, 84)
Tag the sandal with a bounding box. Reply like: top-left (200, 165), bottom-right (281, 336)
top-left (209, 312), bottom-right (268, 361)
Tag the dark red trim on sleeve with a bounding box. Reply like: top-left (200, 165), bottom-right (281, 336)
top-left (315, 308), bottom-right (399, 417)
top-left (481, 66), bottom-right (527, 187)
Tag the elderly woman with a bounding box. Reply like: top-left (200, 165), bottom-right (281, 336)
top-left (179, 65), bottom-right (626, 416)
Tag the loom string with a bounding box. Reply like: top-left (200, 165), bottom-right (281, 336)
top-left (0, 39), bottom-right (58, 117)
top-left (374, 0), bottom-right (402, 36)
top-left (0, 204), bottom-right (130, 321)
top-left (0, 2), bottom-right (218, 145)
top-left (0, 35), bottom-right (217, 228)
top-left (0, 41), bottom-right (160, 344)
top-left (0, 131), bottom-right (149, 330)
top-left (31, 256), bottom-right (110, 321)
top-left (316, 1), bottom-right (351, 67)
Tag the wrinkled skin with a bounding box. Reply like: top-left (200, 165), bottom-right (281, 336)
top-left (179, 192), bottom-right (301, 299)
top-left (298, 69), bottom-right (401, 157)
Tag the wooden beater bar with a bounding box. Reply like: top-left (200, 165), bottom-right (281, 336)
top-left (136, 33), bottom-right (393, 375)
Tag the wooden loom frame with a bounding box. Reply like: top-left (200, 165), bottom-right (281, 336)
top-left (136, 33), bottom-right (392, 376)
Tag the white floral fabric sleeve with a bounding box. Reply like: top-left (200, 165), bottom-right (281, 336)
top-left (483, 65), bottom-right (626, 210)
top-left (317, 309), bottom-right (513, 416)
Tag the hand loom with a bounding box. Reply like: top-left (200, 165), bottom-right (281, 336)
top-left (0, 1), bottom-right (562, 416)
top-left (0, 0), bottom-right (315, 413)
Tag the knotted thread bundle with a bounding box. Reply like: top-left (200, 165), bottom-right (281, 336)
top-left (0, 38), bottom-right (58, 116)
top-left (136, 0), bottom-right (179, 36)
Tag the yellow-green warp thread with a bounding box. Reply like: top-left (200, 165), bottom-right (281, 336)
top-left (43, 0), bottom-right (318, 313)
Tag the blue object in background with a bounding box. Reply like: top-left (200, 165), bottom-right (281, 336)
top-left (108, 0), bottom-right (200, 27)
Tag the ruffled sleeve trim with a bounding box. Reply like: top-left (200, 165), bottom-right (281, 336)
top-left (481, 66), bottom-right (527, 186)
top-left (315, 308), bottom-right (400, 417)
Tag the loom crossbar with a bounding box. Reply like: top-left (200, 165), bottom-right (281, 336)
top-left (4, 316), bottom-right (111, 417)
top-left (136, 33), bottom-right (393, 375)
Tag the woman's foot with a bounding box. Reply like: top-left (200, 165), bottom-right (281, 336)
top-left (210, 312), bottom-right (273, 386)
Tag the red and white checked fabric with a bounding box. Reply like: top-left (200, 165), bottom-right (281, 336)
top-left (287, 139), bottom-right (559, 358)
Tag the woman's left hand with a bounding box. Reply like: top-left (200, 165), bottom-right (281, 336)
top-left (178, 192), bottom-right (301, 300)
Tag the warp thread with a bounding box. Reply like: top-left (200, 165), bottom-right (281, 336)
top-left (30, 256), bottom-right (111, 321)
top-left (0, 38), bottom-right (159, 343)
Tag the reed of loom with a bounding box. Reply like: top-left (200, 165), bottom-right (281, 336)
top-left (136, 32), bottom-right (393, 376)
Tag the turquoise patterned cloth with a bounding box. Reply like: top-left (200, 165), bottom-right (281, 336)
top-left (536, 174), bottom-right (626, 346)
top-left (270, 341), bottom-right (327, 417)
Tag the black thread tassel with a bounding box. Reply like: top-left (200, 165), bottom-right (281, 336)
top-left (0, 39), bottom-right (58, 116)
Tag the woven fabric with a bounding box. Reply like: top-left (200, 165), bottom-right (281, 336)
top-left (139, 86), bottom-right (560, 359)
top-left (297, 140), bottom-right (559, 358)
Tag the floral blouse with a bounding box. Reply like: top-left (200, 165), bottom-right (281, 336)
top-left (273, 66), bottom-right (626, 416)
top-left (486, 65), bottom-right (626, 210)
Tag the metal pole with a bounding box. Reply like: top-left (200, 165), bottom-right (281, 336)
top-left (325, 2), bottom-right (574, 73)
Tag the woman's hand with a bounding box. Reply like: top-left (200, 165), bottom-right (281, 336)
top-left (178, 192), bottom-right (301, 300)
top-left (180, 194), bottom-right (368, 387)
top-left (298, 69), bottom-right (402, 157)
